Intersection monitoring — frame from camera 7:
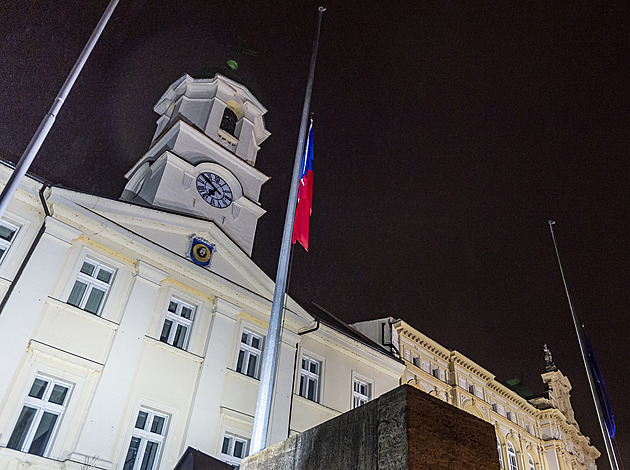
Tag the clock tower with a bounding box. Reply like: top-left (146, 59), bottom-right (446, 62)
top-left (121, 74), bottom-right (271, 255)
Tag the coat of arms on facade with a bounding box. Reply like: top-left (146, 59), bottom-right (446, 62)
top-left (189, 236), bottom-right (215, 268)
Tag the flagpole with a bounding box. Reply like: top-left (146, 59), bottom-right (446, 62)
top-left (250, 6), bottom-right (326, 454)
top-left (0, 0), bottom-right (120, 220)
top-left (548, 220), bottom-right (620, 470)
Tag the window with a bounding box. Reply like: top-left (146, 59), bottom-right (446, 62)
top-left (497, 437), bottom-right (504, 469)
top-left (507, 442), bottom-right (518, 470)
top-left (159, 297), bottom-right (195, 349)
top-left (525, 423), bottom-right (532, 434)
top-left (299, 355), bottom-right (320, 402)
top-left (219, 107), bottom-right (238, 137)
top-left (506, 411), bottom-right (512, 421)
top-left (220, 433), bottom-right (248, 468)
top-left (432, 367), bottom-right (440, 379)
top-left (492, 403), bottom-right (498, 413)
top-left (468, 383), bottom-right (475, 394)
top-left (353, 378), bottom-right (370, 408)
top-left (123, 408), bottom-right (168, 470)
top-left (236, 330), bottom-right (263, 379)
top-left (0, 219), bottom-right (19, 264)
top-left (7, 376), bottom-right (71, 457)
top-left (412, 355), bottom-right (420, 367)
top-left (67, 258), bottom-right (114, 315)
top-left (528, 454), bottom-right (535, 470)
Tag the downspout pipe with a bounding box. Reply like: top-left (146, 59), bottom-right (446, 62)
top-left (286, 319), bottom-right (321, 437)
top-left (0, 183), bottom-right (50, 315)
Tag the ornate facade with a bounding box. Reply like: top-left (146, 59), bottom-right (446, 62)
top-left (353, 318), bottom-right (600, 470)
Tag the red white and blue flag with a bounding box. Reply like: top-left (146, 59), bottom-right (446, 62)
top-left (292, 121), bottom-right (314, 251)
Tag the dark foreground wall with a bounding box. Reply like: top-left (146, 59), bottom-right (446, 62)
top-left (241, 385), bottom-right (500, 470)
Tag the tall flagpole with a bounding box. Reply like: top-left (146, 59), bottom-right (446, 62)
top-left (548, 220), bottom-right (620, 470)
top-left (0, 0), bottom-right (120, 220)
top-left (250, 6), bottom-right (326, 454)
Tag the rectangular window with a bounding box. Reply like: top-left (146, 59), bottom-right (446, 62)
top-left (123, 408), bottom-right (168, 470)
top-left (7, 376), bottom-right (71, 457)
top-left (506, 411), bottom-right (512, 421)
top-left (159, 297), bottom-right (195, 349)
top-left (468, 384), bottom-right (475, 394)
top-left (236, 330), bottom-right (263, 379)
top-left (353, 378), bottom-right (370, 408)
top-left (220, 433), bottom-right (248, 469)
top-left (412, 355), bottom-right (420, 367)
top-left (432, 368), bottom-right (440, 379)
top-left (299, 355), bottom-right (320, 402)
top-left (67, 258), bottom-right (115, 315)
top-left (492, 403), bottom-right (498, 413)
top-left (0, 219), bottom-right (19, 264)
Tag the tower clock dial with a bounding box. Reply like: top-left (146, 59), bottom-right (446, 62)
top-left (196, 172), bottom-right (233, 208)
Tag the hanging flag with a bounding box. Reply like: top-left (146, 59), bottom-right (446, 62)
top-left (585, 332), bottom-right (616, 438)
top-left (292, 121), bottom-right (314, 251)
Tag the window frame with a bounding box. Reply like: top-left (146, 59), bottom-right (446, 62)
top-left (0, 219), bottom-right (20, 265)
top-left (507, 442), bottom-right (519, 470)
top-left (528, 454), bottom-right (535, 470)
top-left (236, 329), bottom-right (264, 379)
top-left (159, 296), bottom-right (196, 350)
top-left (497, 437), bottom-right (504, 470)
top-left (6, 375), bottom-right (72, 457)
top-left (299, 354), bottom-right (321, 403)
top-left (66, 257), bottom-right (115, 315)
top-left (122, 407), bottom-right (169, 470)
top-left (220, 432), bottom-right (249, 468)
top-left (352, 377), bottom-right (371, 408)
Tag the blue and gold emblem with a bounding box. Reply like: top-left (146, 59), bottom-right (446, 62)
top-left (189, 237), bottom-right (215, 267)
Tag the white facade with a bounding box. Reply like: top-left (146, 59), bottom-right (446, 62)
top-left (353, 317), bottom-right (601, 470)
top-left (0, 75), bottom-right (404, 470)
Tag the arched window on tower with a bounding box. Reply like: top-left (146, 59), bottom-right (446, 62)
top-left (507, 442), bottom-right (519, 470)
top-left (220, 107), bottom-right (238, 137)
top-left (497, 437), bottom-right (504, 469)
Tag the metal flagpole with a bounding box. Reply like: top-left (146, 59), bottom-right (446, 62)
top-left (0, 0), bottom-right (120, 220)
top-left (548, 220), bottom-right (620, 470)
top-left (250, 6), bottom-right (326, 454)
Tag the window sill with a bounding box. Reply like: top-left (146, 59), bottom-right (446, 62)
top-left (144, 336), bottom-right (204, 362)
top-left (225, 368), bottom-right (260, 385)
top-left (0, 445), bottom-right (67, 469)
top-left (45, 297), bottom-right (118, 329)
top-left (217, 128), bottom-right (239, 145)
top-left (292, 393), bottom-right (341, 415)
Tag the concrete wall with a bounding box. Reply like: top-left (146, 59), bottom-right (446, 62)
top-left (242, 385), bottom-right (500, 470)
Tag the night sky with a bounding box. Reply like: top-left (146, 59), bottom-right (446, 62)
top-left (2, 1), bottom-right (629, 468)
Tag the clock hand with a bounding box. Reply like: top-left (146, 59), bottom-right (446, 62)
top-left (202, 174), bottom-right (218, 195)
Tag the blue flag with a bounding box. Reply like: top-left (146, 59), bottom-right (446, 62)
top-left (585, 333), bottom-right (616, 438)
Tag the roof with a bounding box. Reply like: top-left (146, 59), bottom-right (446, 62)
top-left (302, 301), bottom-right (401, 361)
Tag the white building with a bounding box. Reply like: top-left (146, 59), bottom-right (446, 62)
top-left (353, 317), bottom-right (601, 470)
top-left (0, 74), bottom-right (405, 470)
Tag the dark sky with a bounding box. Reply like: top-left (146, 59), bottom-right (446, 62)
top-left (2, 1), bottom-right (629, 468)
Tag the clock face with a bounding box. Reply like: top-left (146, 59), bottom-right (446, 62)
top-left (196, 172), bottom-right (233, 208)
